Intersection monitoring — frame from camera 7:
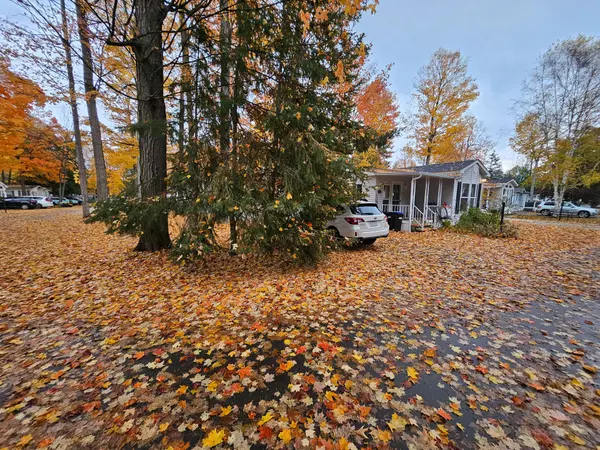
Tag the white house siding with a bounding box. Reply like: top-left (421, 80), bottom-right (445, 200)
top-left (460, 164), bottom-right (481, 185)
top-left (361, 176), bottom-right (378, 203)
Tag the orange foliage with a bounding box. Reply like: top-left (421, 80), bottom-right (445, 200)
top-left (0, 59), bottom-right (67, 183)
top-left (357, 73), bottom-right (399, 136)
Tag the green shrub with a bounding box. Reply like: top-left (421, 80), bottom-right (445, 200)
top-left (454, 208), bottom-right (518, 238)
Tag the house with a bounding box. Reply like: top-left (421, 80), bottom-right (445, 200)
top-left (362, 160), bottom-right (490, 231)
top-left (511, 188), bottom-right (534, 211)
top-left (5, 185), bottom-right (51, 198)
top-left (0, 182), bottom-right (6, 198)
top-left (481, 179), bottom-right (524, 211)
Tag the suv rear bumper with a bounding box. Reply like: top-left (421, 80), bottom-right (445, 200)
top-left (342, 227), bottom-right (390, 239)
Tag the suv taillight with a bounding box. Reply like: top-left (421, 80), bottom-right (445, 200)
top-left (345, 217), bottom-right (364, 225)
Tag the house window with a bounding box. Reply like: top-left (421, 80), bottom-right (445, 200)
top-left (460, 183), bottom-right (479, 211)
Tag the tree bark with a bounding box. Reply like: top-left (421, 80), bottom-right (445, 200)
top-left (60, 0), bottom-right (90, 218)
top-left (75, 0), bottom-right (109, 201)
top-left (132, 0), bottom-right (171, 251)
top-left (218, 0), bottom-right (236, 253)
top-left (530, 159), bottom-right (537, 197)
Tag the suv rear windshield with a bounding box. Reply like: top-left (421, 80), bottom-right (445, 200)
top-left (350, 204), bottom-right (382, 215)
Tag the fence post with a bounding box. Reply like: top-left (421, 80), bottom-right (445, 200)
top-left (558, 201), bottom-right (564, 221)
top-left (500, 201), bottom-right (506, 231)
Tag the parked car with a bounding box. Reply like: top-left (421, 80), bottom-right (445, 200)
top-left (25, 196), bottom-right (54, 208)
top-left (66, 196), bottom-right (82, 205)
top-left (1, 197), bottom-right (40, 210)
top-left (327, 202), bottom-right (389, 244)
top-left (535, 201), bottom-right (598, 218)
top-left (51, 197), bottom-right (73, 207)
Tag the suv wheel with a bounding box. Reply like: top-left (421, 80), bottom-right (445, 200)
top-left (21, 204), bottom-right (29, 210)
top-left (328, 227), bottom-right (341, 239)
top-left (577, 211), bottom-right (590, 218)
top-left (362, 238), bottom-right (377, 245)
top-left (540, 209), bottom-right (551, 216)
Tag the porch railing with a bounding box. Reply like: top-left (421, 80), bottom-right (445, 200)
top-left (412, 206), bottom-right (424, 227)
top-left (378, 202), bottom-right (443, 230)
top-left (424, 206), bottom-right (437, 225)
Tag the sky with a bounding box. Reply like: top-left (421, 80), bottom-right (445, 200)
top-left (356, 0), bottom-right (600, 170)
top-left (3, 0), bottom-right (599, 172)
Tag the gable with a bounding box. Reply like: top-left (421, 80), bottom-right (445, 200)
top-left (460, 164), bottom-right (483, 185)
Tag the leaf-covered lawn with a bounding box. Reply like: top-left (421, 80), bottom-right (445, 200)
top-left (1, 208), bottom-right (599, 450)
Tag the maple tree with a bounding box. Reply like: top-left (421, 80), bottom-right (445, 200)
top-left (406, 49), bottom-right (480, 165)
top-left (354, 67), bottom-right (400, 168)
top-left (0, 58), bottom-right (73, 188)
top-left (510, 113), bottom-right (545, 196)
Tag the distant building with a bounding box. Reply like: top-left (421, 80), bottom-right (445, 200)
top-left (5, 185), bottom-right (51, 198)
top-left (482, 179), bottom-right (533, 211)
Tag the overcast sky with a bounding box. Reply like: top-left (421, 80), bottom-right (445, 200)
top-left (3, 0), bottom-right (599, 171)
top-left (356, 0), bottom-right (600, 170)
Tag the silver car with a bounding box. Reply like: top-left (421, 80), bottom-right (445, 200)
top-left (535, 201), bottom-right (598, 218)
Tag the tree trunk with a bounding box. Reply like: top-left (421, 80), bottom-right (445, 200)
top-left (218, 0), bottom-right (236, 252)
top-left (177, 12), bottom-right (186, 161)
top-left (75, 0), bottom-right (109, 201)
top-left (530, 159), bottom-right (537, 197)
top-left (132, 0), bottom-right (171, 251)
top-left (60, 0), bottom-right (90, 218)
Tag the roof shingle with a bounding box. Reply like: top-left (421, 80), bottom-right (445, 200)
top-left (409, 160), bottom-right (482, 173)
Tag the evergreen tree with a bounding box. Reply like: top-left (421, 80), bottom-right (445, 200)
top-left (486, 150), bottom-right (504, 179)
top-left (90, 0), bottom-right (380, 264)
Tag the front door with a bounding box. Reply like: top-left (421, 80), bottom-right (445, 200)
top-left (392, 184), bottom-right (402, 210)
top-left (381, 185), bottom-right (391, 212)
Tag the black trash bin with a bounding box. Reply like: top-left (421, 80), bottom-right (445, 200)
top-left (385, 211), bottom-right (404, 231)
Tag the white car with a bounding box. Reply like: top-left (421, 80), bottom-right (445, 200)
top-left (26, 196), bottom-right (54, 208)
top-left (535, 201), bottom-right (598, 217)
top-left (328, 202), bottom-right (389, 244)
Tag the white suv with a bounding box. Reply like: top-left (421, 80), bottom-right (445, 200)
top-left (26, 196), bottom-right (54, 208)
top-left (328, 202), bottom-right (389, 245)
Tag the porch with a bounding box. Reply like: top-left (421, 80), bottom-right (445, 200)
top-left (366, 171), bottom-right (456, 231)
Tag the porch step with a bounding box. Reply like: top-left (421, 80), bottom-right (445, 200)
top-left (411, 223), bottom-right (435, 232)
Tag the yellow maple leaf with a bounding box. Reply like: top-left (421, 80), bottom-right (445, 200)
top-left (407, 366), bottom-right (419, 380)
top-left (388, 413), bottom-right (407, 432)
top-left (159, 422), bottom-right (170, 432)
top-left (220, 405), bottom-right (232, 417)
top-left (176, 385), bottom-right (188, 395)
top-left (295, 112), bottom-right (301, 120)
top-left (286, 192), bottom-right (293, 200)
top-left (377, 429), bottom-right (392, 443)
top-left (258, 411), bottom-right (273, 426)
top-left (202, 429), bottom-right (226, 448)
top-left (17, 435), bottom-right (33, 446)
top-left (279, 428), bottom-right (292, 444)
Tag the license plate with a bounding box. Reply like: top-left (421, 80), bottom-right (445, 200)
top-left (368, 221), bottom-right (380, 228)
